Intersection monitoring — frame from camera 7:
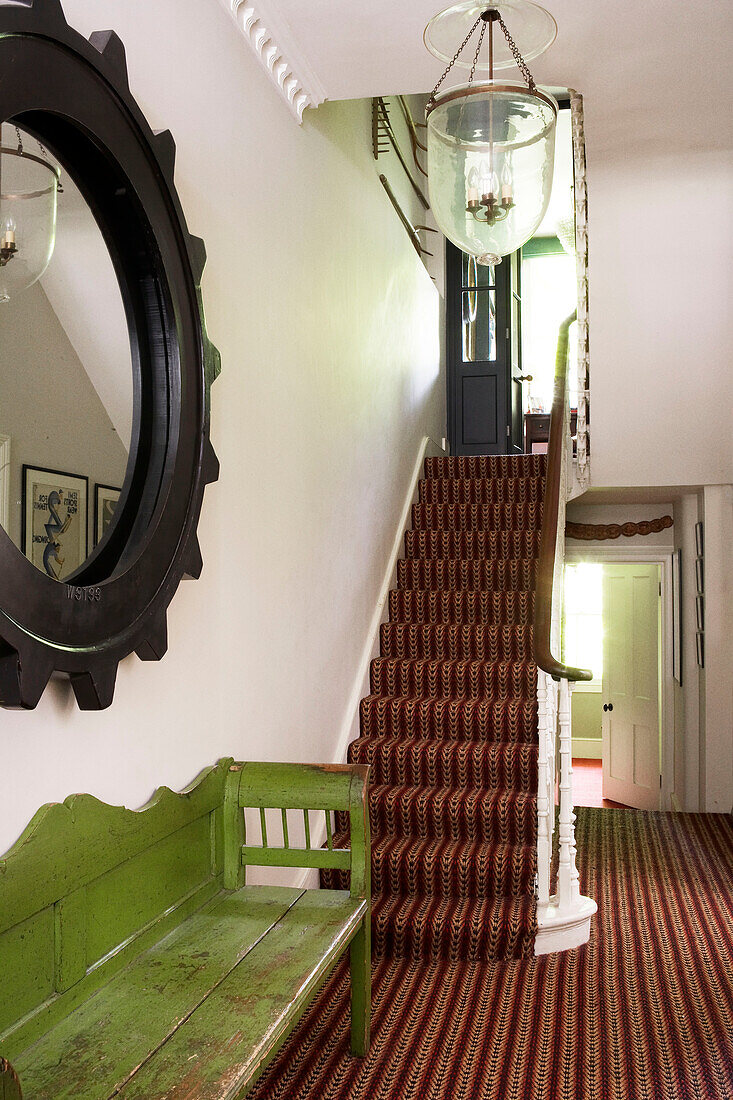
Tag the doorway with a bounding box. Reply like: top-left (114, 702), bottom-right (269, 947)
top-left (565, 557), bottom-right (671, 811)
top-left (445, 244), bottom-right (524, 455)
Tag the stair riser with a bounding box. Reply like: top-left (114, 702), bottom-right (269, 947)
top-left (349, 738), bottom-right (538, 790)
top-left (405, 530), bottom-right (541, 561)
top-left (397, 558), bottom-right (537, 592)
top-left (344, 793), bottom-right (537, 845)
top-left (323, 847), bottom-right (536, 899)
top-left (371, 897), bottom-right (536, 962)
top-left (425, 454), bottom-right (547, 480)
top-left (370, 659), bottom-right (537, 700)
top-left (380, 623), bottom-right (533, 662)
top-left (412, 502), bottom-right (543, 532)
top-left (390, 590), bottom-right (535, 625)
top-left (419, 477), bottom-right (544, 505)
top-left (360, 699), bottom-right (538, 744)
top-left (371, 843), bottom-right (536, 899)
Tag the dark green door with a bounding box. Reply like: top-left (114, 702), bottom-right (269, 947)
top-left (446, 242), bottom-right (521, 456)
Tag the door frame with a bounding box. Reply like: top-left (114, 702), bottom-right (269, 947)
top-left (566, 545), bottom-right (675, 811)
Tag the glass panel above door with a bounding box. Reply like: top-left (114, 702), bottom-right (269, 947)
top-left (461, 287), bottom-right (496, 362)
top-left (461, 251), bottom-right (494, 288)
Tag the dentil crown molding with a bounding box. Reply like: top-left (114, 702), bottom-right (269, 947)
top-left (221, 0), bottom-right (327, 122)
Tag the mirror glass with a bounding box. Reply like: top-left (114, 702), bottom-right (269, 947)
top-left (0, 123), bottom-right (134, 582)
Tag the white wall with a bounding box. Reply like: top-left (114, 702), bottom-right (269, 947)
top-left (0, 0), bottom-right (444, 854)
top-left (585, 147), bottom-right (733, 489)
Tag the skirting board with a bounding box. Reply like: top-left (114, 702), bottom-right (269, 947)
top-left (331, 434), bottom-right (446, 767)
top-left (295, 434), bottom-right (446, 890)
top-left (572, 738), bottom-right (602, 760)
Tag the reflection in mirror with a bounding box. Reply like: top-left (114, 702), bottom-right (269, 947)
top-left (0, 123), bottom-right (133, 581)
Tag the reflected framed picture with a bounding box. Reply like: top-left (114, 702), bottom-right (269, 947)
top-left (696, 631), bottom-right (705, 669)
top-left (94, 483), bottom-right (121, 547)
top-left (672, 548), bottom-right (682, 685)
top-left (22, 465), bottom-right (88, 582)
top-left (695, 557), bottom-right (704, 594)
top-left (695, 521), bottom-right (704, 558)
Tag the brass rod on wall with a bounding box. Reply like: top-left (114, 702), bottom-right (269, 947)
top-left (378, 175), bottom-right (432, 256)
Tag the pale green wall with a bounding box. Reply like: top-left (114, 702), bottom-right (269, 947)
top-left (572, 691), bottom-right (603, 759)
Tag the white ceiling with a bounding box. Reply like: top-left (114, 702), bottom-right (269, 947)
top-left (253, 0), bottom-right (733, 156)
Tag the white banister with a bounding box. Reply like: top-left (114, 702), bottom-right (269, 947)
top-left (534, 314), bottom-right (597, 956)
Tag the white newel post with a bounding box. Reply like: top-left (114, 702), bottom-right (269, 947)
top-left (556, 678), bottom-right (580, 911)
top-left (535, 671), bottom-right (598, 954)
top-left (536, 670), bottom-right (551, 907)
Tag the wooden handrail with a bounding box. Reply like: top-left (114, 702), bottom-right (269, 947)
top-left (534, 310), bottom-right (593, 683)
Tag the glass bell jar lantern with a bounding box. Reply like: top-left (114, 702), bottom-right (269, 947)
top-left (425, 0), bottom-right (558, 266)
top-left (0, 124), bottom-right (60, 303)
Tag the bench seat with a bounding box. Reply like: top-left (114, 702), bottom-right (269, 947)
top-left (13, 886), bottom-right (365, 1100)
top-left (0, 760), bottom-right (371, 1100)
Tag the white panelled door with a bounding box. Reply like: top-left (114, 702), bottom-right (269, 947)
top-left (602, 564), bottom-right (661, 810)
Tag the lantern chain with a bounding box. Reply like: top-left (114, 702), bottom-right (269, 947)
top-left (427, 14), bottom-right (482, 109)
top-left (496, 13), bottom-right (537, 93)
top-left (467, 22), bottom-right (487, 89)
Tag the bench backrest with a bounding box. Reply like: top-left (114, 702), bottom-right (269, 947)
top-left (0, 758), bottom-right (232, 1059)
top-left (224, 761), bottom-right (370, 900)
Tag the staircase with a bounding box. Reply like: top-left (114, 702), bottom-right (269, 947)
top-left (330, 453), bottom-right (547, 962)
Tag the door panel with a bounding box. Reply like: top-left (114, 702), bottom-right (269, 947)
top-left (462, 375), bottom-right (499, 447)
top-left (602, 564), bottom-right (660, 810)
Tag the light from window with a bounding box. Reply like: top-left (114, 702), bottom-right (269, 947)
top-left (521, 251), bottom-right (577, 412)
top-left (563, 563), bottom-right (603, 683)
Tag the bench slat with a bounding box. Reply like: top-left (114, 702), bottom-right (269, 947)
top-left (117, 890), bottom-right (367, 1100)
top-left (11, 887), bottom-right (305, 1100)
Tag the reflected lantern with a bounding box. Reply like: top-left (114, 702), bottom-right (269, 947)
top-left (0, 125), bottom-right (60, 303)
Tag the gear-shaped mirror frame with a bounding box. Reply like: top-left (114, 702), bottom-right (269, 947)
top-left (0, 0), bottom-right (220, 710)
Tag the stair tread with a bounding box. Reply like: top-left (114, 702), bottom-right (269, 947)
top-left (368, 781), bottom-right (536, 802)
top-left (405, 530), bottom-right (542, 560)
top-left (371, 892), bottom-right (536, 961)
top-left (397, 558), bottom-right (538, 591)
top-left (359, 697), bottom-right (538, 744)
top-left (418, 477), bottom-right (545, 504)
top-left (412, 502), bottom-right (543, 532)
top-left (424, 454), bottom-right (546, 480)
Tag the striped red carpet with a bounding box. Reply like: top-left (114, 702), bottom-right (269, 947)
top-left (251, 808), bottom-right (733, 1100)
top-left (325, 453), bottom-right (546, 962)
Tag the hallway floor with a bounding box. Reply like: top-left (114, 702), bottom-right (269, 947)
top-left (251, 808), bottom-right (733, 1100)
top-left (572, 757), bottom-right (629, 809)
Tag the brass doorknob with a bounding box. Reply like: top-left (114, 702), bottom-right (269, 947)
top-left (514, 374), bottom-right (533, 382)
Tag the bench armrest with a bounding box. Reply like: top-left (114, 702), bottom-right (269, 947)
top-left (223, 763), bottom-right (370, 902)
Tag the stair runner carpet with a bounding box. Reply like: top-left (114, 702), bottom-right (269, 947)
top-left (324, 453), bottom-right (546, 963)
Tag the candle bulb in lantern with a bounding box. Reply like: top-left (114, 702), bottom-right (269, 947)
top-left (1, 216), bottom-right (16, 249)
top-left (479, 160), bottom-right (491, 198)
top-left (501, 160), bottom-right (513, 201)
top-left (467, 167), bottom-right (480, 205)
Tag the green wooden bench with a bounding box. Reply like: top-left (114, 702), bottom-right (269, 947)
top-left (0, 758), bottom-right (371, 1099)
